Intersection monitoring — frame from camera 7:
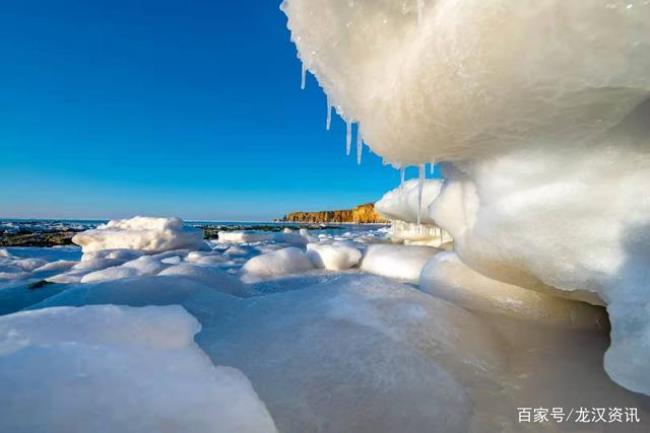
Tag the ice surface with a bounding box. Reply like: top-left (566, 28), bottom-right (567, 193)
top-left (196, 274), bottom-right (650, 432)
top-left (72, 216), bottom-right (205, 254)
top-left (218, 231), bottom-right (308, 246)
top-left (420, 252), bottom-right (607, 329)
top-left (360, 244), bottom-right (439, 282)
top-left (218, 231), bottom-right (273, 243)
top-left (158, 263), bottom-right (248, 296)
top-left (306, 242), bottom-right (362, 270)
top-left (30, 274), bottom-right (240, 312)
top-left (0, 305), bottom-right (277, 433)
top-left (197, 275), bottom-right (501, 433)
top-left (80, 256), bottom-right (164, 283)
top-left (242, 247), bottom-right (314, 281)
top-left (3, 240), bottom-right (650, 431)
top-left (282, 0), bottom-right (650, 394)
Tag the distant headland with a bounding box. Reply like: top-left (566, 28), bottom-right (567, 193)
top-left (278, 203), bottom-right (387, 224)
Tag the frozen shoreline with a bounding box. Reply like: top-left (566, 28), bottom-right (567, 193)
top-left (1, 216), bottom-right (648, 432)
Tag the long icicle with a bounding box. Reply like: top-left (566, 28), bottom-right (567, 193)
top-left (300, 63), bottom-right (306, 90)
top-left (417, 163), bottom-right (425, 225)
top-left (417, 0), bottom-right (424, 25)
top-left (345, 121), bottom-right (352, 156)
top-left (400, 167), bottom-right (406, 188)
top-left (326, 97), bottom-right (332, 131)
top-left (356, 126), bottom-right (363, 165)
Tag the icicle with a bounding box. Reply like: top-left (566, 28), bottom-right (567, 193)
top-left (356, 127), bottom-right (363, 165)
top-left (300, 63), bottom-right (306, 90)
top-left (429, 162), bottom-right (435, 175)
top-left (345, 121), bottom-right (352, 156)
top-left (400, 167), bottom-right (405, 188)
top-left (326, 97), bottom-right (332, 131)
top-left (417, 0), bottom-right (424, 25)
top-left (417, 164), bottom-right (425, 225)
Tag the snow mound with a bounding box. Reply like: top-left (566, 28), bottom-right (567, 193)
top-left (72, 216), bottom-right (204, 254)
top-left (242, 247), bottom-right (314, 281)
top-left (306, 242), bottom-right (362, 271)
top-left (420, 252), bottom-right (607, 329)
top-left (361, 244), bottom-right (439, 282)
top-left (0, 305), bottom-right (277, 433)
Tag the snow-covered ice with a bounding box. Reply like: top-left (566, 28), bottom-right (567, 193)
top-left (361, 244), bottom-right (439, 283)
top-left (420, 252), bottom-right (607, 330)
top-left (72, 216), bottom-right (205, 254)
top-left (282, 0), bottom-right (650, 395)
top-left (306, 242), bottom-right (362, 271)
top-left (242, 247), bottom-right (314, 282)
top-left (0, 305), bottom-right (277, 433)
top-left (1, 217), bottom-right (649, 431)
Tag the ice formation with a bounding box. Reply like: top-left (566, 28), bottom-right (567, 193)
top-left (282, 0), bottom-right (650, 395)
top-left (361, 244), bottom-right (439, 282)
top-left (242, 247), bottom-right (314, 281)
top-left (218, 230), bottom-right (308, 246)
top-left (196, 275), bottom-right (502, 433)
top-left (218, 231), bottom-right (273, 244)
top-left (306, 242), bottom-right (362, 270)
top-left (72, 216), bottom-right (205, 254)
top-left (158, 263), bottom-right (247, 296)
top-left (2, 221), bottom-right (650, 431)
top-left (375, 179), bottom-right (451, 246)
top-left (375, 179), bottom-right (442, 225)
top-left (420, 252), bottom-right (607, 329)
top-left (0, 305), bottom-right (277, 433)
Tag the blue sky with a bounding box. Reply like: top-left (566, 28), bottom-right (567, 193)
top-left (0, 0), bottom-right (426, 221)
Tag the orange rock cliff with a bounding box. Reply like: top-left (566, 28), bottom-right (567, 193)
top-left (281, 203), bottom-right (387, 224)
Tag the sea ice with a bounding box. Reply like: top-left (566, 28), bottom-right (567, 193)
top-left (0, 305), bottom-right (277, 433)
top-left (420, 252), bottom-right (607, 329)
top-left (360, 244), bottom-right (439, 282)
top-left (241, 247), bottom-right (314, 281)
top-left (8, 247), bottom-right (650, 432)
top-left (375, 179), bottom-right (443, 225)
top-left (218, 231), bottom-right (273, 244)
top-left (282, 0), bottom-right (650, 394)
top-left (306, 242), bottom-right (362, 270)
top-left (72, 216), bottom-right (205, 254)
top-left (197, 275), bottom-right (502, 433)
top-left (80, 255), bottom-right (165, 283)
top-left (30, 275), bottom-right (240, 312)
top-left (159, 263), bottom-right (248, 296)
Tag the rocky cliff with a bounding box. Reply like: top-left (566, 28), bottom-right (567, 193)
top-left (282, 203), bottom-right (386, 224)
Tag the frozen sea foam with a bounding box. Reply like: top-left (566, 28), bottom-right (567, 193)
top-left (283, 0), bottom-right (650, 395)
top-left (72, 216), bottom-right (205, 254)
top-left (0, 305), bottom-right (277, 433)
